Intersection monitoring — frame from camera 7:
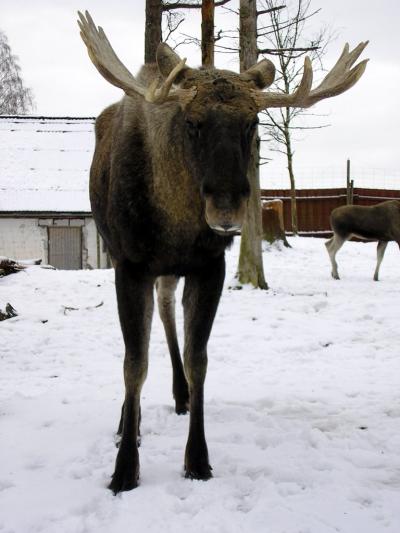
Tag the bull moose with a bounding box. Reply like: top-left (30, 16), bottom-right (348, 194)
top-left (326, 200), bottom-right (400, 280)
top-left (78, 11), bottom-right (368, 492)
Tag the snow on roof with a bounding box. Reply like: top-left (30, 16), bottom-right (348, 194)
top-left (0, 116), bottom-right (95, 213)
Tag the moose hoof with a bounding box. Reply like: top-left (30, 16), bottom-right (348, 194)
top-left (175, 400), bottom-right (190, 415)
top-left (173, 384), bottom-right (190, 415)
top-left (108, 451), bottom-right (140, 494)
top-left (109, 467), bottom-right (139, 494)
top-left (184, 462), bottom-right (213, 481)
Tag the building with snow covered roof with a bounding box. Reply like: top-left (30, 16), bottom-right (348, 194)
top-left (0, 116), bottom-right (109, 269)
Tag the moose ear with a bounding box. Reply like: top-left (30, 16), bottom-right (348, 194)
top-left (240, 59), bottom-right (276, 89)
top-left (156, 43), bottom-right (190, 84)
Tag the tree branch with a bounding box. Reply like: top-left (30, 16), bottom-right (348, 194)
top-left (257, 6), bottom-right (286, 16)
top-left (258, 45), bottom-right (319, 54)
top-left (162, 0), bottom-right (231, 11)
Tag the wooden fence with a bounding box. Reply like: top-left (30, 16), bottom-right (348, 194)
top-left (261, 188), bottom-right (400, 236)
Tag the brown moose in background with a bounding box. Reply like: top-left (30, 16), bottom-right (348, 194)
top-left (78, 10), bottom-right (368, 493)
top-left (326, 200), bottom-right (400, 280)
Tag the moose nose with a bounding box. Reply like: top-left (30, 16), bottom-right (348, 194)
top-left (220, 223), bottom-right (234, 232)
top-left (210, 222), bottom-right (241, 235)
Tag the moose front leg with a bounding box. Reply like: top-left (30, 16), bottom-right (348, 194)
top-left (109, 262), bottom-right (155, 494)
top-left (116, 403), bottom-right (141, 447)
top-left (182, 255), bottom-right (225, 480)
top-left (325, 233), bottom-right (347, 279)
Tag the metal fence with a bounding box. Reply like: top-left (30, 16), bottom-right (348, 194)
top-left (260, 188), bottom-right (400, 235)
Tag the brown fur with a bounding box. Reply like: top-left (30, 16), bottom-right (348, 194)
top-left (77, 10), bottom-right (369, 493)
top-left (88, 54), bottom-right (271, 493)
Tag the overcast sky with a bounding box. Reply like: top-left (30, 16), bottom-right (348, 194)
top-left (2, 0), bottom-right (400, 187)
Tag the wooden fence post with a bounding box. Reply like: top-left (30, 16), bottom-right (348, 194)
top-left (346, 159), bottom-right (354, 205)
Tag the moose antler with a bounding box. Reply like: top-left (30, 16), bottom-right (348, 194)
top-left (253, 41), bottom-right (369, 110)
top-left (77, 11), bottom-right (190, 104)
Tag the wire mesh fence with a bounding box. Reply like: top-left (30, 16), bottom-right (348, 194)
top-left (260, 166), bottom-right (400, 191)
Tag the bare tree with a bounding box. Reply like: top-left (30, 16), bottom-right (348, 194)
top-left (201, 0), bottom-right (215, 66)
top-left (145, 1), bottom-right (230, 66)
top-left (0, 30), bottom-right (34, 114)
top-left (236, 0), bottom-right (269, 289)
top-left (258, 0), bottom-right (331, 234)
top-left (145, 0), bottom-right (196, 62)
top-left (162, 0), bottom-right (231, 54)
top-left (145, 0), bottom-right (163, 62)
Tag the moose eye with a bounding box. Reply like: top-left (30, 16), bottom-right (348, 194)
top-left (186, 119), bottom-right (201, 138)
top-left (202, 183), bottom-right (213, 196)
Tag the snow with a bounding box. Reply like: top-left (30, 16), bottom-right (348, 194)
top-left (0, 236), bottom-right (399, 533)
top-left (0, 117), bottom-right (94, 212)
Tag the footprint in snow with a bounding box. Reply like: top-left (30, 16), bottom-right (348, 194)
top-left (0, 479), bottom-right (15, 491)
top-left (313, 301), bottom-right (328, 312)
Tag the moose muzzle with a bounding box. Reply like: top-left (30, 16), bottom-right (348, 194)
top-left (204, 195), bottom-right (248, 235)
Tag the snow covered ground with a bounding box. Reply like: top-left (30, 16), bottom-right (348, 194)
top-left (1, 237), bottom-right (399, 533)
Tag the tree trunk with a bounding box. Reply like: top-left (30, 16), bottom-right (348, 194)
top-left (284, 123), bottom-right (298, 235)
top-left (145, 0), bottom-right (162, 63)
top-left (262, 200), bottom-right (291, 247)
top-left (288, 158), bottom-right (298, 235)
top-left (237, 0), bottom-right (268, 289)
top-left (201, 0), bottom-right (215, 67)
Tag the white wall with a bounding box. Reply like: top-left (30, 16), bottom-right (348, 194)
top-left (0, 218), bottom-right (47, 262)
top-left (84, 218), bottom-right (109, 269)
top-left (0, 216), bottom-right (109, 269)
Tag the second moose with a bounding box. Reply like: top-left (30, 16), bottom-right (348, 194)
top-left (326, 200), bottom-right (400, 280)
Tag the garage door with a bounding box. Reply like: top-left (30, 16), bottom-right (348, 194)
top-left (48, 227), bottom-right (82, 270)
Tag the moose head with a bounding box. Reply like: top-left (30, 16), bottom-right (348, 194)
top-left (78, 11), bottom-right (368, 236)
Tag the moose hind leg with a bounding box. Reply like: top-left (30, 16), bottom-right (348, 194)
top-left (156, 276), bottom-right (189, 414)
top-left (374, 241), bottom-right (388, 281)
top-left (109, 262), bottom-right (154, 493)
top-left (325, 233), bottom-right (347, 279)
top-left (182, 255), bottom-right (225, 480)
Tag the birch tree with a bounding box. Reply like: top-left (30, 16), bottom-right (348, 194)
top-left (0, 30), bottom-right (34, 114)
